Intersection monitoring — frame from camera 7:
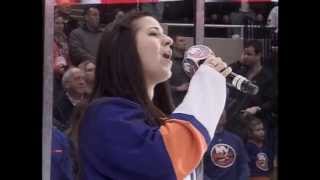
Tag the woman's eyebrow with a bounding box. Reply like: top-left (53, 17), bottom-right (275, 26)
top-left (147, 26), bottom-right (163, 33)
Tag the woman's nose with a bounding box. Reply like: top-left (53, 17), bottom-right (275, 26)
top-left (163, 35), bottom-right (173, 46)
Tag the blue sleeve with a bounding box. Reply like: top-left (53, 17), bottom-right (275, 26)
top-left (79, 98), bottom-right (176, 180)
top-left (79, 98), bottom-right (210, 180)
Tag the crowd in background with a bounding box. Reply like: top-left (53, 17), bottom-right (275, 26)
top-left (50, 3), bottom-right (278, 180)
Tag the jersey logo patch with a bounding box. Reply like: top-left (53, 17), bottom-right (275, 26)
top-left (256, 152), bottom-right (269, 171)
top-left (210, 143), bottom-right (236, 168)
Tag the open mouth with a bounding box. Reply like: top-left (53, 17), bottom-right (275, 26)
top-left (162, 52), bottom-right (172, 59)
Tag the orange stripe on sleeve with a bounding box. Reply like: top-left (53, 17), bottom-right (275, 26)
top-left (160, 119), bottom-right (207, 180)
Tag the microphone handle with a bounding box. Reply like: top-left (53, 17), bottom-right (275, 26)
top-left (226, 72), bottom-right (259, 95)
top-left (181, 44), bottom-right (259, 95)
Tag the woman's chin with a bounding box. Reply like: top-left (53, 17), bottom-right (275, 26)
top-left (157, 71), bottom-right (172, 84)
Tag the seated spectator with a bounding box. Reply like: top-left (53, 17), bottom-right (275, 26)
top-left (203, 111), bottom-right (249, 180)
top-left (169, 33), bottom-right (190, 107)
top-left (230, 3), bottom-right (255, 37)
top-left (222, 14), bottom-right (230, 24)
top-left (51, 126), bottom-right (74, 180)
top-left (244, 115), bottom-right (274, 180)
top-left (78, 60), bottom-right (96, 95)
top-left (206, 13), bottom-right (228, 38)
top-left (53, 67), bottom-right (88, 132)
top-left (220, 14), bottom-right (232, 38)
top-left (104, 9), bottom-right (125, 32)
top-left (254, 13), bottom-right (266, 38)
top-left (207, 13), bottom-right (220, 24)
top-left (69, 6), bottom-right (103, 66)
top-left (255, 13), bottom-right (265, 26)
top-left (55, 5), bottom-right (79, 36)
top-left (53, 15), bottom-right (71, 100)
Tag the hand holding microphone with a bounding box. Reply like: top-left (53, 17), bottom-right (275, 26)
top-left (182, 45), bottom-right (259, 95)
top-left (203, 55), bottom-right (232, 78)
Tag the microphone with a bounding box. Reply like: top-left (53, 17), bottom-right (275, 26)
top-left (182, 45), bottom-right (259, 95)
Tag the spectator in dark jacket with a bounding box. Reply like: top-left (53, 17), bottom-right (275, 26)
top-left (53, 67), bottom-right (88, 132)
top-left (226, 40), bottom-right (274, 140)
top-left (69, 6), bottom-right (103, 66)
top-left (169, 34), bottom-right (190, 107)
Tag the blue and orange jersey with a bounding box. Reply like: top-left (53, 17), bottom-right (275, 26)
top-left (203, 130), bottom-right (249, 180)
top-left (79, 64), bottom-right (227, 180)
top-left (246, 141), bottom-right (273, 179)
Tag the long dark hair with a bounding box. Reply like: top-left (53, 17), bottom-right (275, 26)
top-left (69, 11), bottom-right (175, 179)
top-left (92, 10), bottom-right (174, 126)
top-left (67, 100), bottom-right (88, 180)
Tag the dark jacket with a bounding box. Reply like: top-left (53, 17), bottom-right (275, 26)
top-left (69, 26), bottom-right (103, 66)
top-left (53, 93), bottom-right (74, 131)
top-left (225, 61), bottom-right (274, 138)
top-left (169, 51), bottom-right (190, 107)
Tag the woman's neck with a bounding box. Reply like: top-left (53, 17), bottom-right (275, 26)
top-left (146, 83), bottom-right (155, 100)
